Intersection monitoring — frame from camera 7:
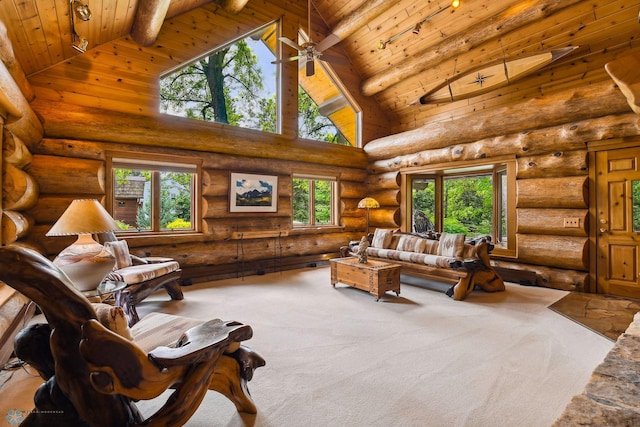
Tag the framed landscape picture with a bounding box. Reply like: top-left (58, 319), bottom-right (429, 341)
top-left (230, 172), bottom-right (278, 212)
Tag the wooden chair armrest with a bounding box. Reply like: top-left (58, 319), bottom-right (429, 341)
top-left (149, 319), bottom-right (253, 368)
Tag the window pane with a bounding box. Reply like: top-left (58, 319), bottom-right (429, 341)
top-left (314, 180), bottom-right (332, 224)
top-left (443, 174), bottom-right (493, 238)
top-left (159, 23), bottom-right (277, 133)
top-left (497, 169), bottom-right (508, 246)
top-left (412, 178), bottom-right (435, 233)
top-left (160, 171), bottom-right (194, 231)
top-left (633, 180), bottom-right (640, 232)
top-left (293, 178), bottom-right (310, 225)
top-left (113, 168), bottom-right (150, 232)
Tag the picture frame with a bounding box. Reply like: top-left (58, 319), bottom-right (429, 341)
top-left (229, 172), bottom-right (278, 213)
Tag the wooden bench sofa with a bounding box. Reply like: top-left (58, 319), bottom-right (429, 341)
top-left (346, 229), bottom-right (505, 301)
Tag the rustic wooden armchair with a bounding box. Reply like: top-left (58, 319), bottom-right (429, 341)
top-left (0, 244), bottom-right (265, 427)
top-left (99, 232), bottom-right (184, 318)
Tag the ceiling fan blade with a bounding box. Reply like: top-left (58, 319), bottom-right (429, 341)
top-left (318, 53), bottom-right (349, 66)
top-left (306, 60), bottom-right (315, 77)
top-left (278, 36), bottom-right (302, 51)
top-left (271, 55), bottom-right (303, 64)
top-left (315, 34), bottom-right (341, 53)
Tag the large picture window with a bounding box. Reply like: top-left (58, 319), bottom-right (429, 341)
top-left (159, 22), bottom-right (278, 133)
top-left (404, 158), bottom-right (515, 256)
top-left (292, 174), bottom-right (338, 227)
top-left (108, 155), bottom-right (200, 234)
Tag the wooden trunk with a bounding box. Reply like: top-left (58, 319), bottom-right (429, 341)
top-left (330, 257), bottom-right (401, 301)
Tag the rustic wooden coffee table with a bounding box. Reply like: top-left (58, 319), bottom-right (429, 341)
top-left (330, 257), bottom-right (401, 301)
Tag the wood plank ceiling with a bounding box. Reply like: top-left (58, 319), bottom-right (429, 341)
top-left (1, 0), bottom-right (639, 136)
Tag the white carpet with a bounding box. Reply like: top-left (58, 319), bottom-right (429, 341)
top-left (132, 265), bottom-right (613, 427)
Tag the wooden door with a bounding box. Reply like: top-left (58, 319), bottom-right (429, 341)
top-left (596, 147), bottom-right (640, 297)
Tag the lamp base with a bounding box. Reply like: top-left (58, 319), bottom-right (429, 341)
top-left (53, 235), bottom-right (115, 292)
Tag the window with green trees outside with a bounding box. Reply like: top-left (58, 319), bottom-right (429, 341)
top-left (109, 156), bottom-right (200, 234)
top-left (406, 159), bottom-right (515, 256)
top-left (292, 175), bottom-right (337, 227)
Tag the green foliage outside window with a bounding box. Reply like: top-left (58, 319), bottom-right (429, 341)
top-left (114, 168), bottom-right (193, 232)
top-left (293, 177), bottom-right (333, 226)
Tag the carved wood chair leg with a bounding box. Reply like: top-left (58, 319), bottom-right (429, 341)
top-left (163, 280), bottom-right (184, 300)
top-left (452, 276), bottom-right (474, 301)
top-left (209, 355), bottom-right (258, 414)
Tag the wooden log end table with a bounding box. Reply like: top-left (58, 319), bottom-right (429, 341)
top-left (330, 257), bottom-right (401, 301)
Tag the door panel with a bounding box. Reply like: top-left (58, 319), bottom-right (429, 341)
top-left (596, 147), bottom-right (640, 297)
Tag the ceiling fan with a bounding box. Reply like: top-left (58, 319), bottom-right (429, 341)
top-left (272, 0), bottom-right (347, 77)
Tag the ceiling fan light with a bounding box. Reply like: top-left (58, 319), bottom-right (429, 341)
top-left (451, 0), bottom-right (461, 9)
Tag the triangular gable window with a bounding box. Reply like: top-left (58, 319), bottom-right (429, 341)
top-left (159, 22), bottom-right (279, 133)
top-left (297, 32), bottom-right (361, 147)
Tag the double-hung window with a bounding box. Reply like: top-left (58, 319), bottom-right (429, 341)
top-left (108, 154), bottom-right (200, 234)
top-left (292, 174), bottom-right (338, 227)
top-left (403, 158), bottom-right (516, 256)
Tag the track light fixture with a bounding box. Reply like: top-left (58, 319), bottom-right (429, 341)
top-left (70, 0), bottom-right (91, 53)
top-left (377, 0), bottom-right (460, 50)
top-left (72, 0), bottom-right (92, 21)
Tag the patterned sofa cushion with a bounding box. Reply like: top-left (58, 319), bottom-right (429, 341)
top-left (115, 261), bottom-right (180, 285)
top-left (371, 228), bottom-right (394, 249)
top-left (437, 232), bottom-right (466, 257)
top-left (365, 247), bottom-right (455, 268)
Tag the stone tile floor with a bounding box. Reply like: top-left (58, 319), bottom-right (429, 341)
top-left (549, 292), bottom-right (640, 341)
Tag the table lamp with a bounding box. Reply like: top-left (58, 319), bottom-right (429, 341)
top-left (46, 199), bottom-right (120, 291)
top-left (358, 197), bottom-right (380, 237)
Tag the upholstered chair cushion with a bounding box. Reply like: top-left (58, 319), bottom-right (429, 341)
top-left (437, 232), bottom-right (466, 257)
top-left (105, 240), bottom-right (132, 269)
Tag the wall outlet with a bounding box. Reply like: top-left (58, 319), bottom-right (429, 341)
top-left (563, 217), bottom-right (581, 228)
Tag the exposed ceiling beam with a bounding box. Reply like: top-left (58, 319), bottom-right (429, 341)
top-left (130, 0), bottom-right (172, 46)
top-left (361, 0), bottom-right (583, 97)
top-left (316, 0), bottom-right (396, 51)
top-left (131, 0), bottom-right (251, 47)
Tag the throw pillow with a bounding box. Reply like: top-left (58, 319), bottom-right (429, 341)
top-left (413, 238), bottom-right (427, 253)
top-left (105, 240), bottom-right (132, 269)
top-left (397, 234), bottom-right (419, 252)
top-left (437, 232), bottom-right (465, 257)
top-left (423, 239), bottom-right (439, 255)
top-left (92, 303), bottom-right (133, 341)
top-left (371, 228), bottom-right (393, 249)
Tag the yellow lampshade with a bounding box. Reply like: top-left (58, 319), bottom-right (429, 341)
top-left (357, 197), bottom-right (380, 209)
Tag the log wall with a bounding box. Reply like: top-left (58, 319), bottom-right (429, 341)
top-left (23, 135), bottom-right (369, 280)
top-left (363, 80), bottom-right (640, 292)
